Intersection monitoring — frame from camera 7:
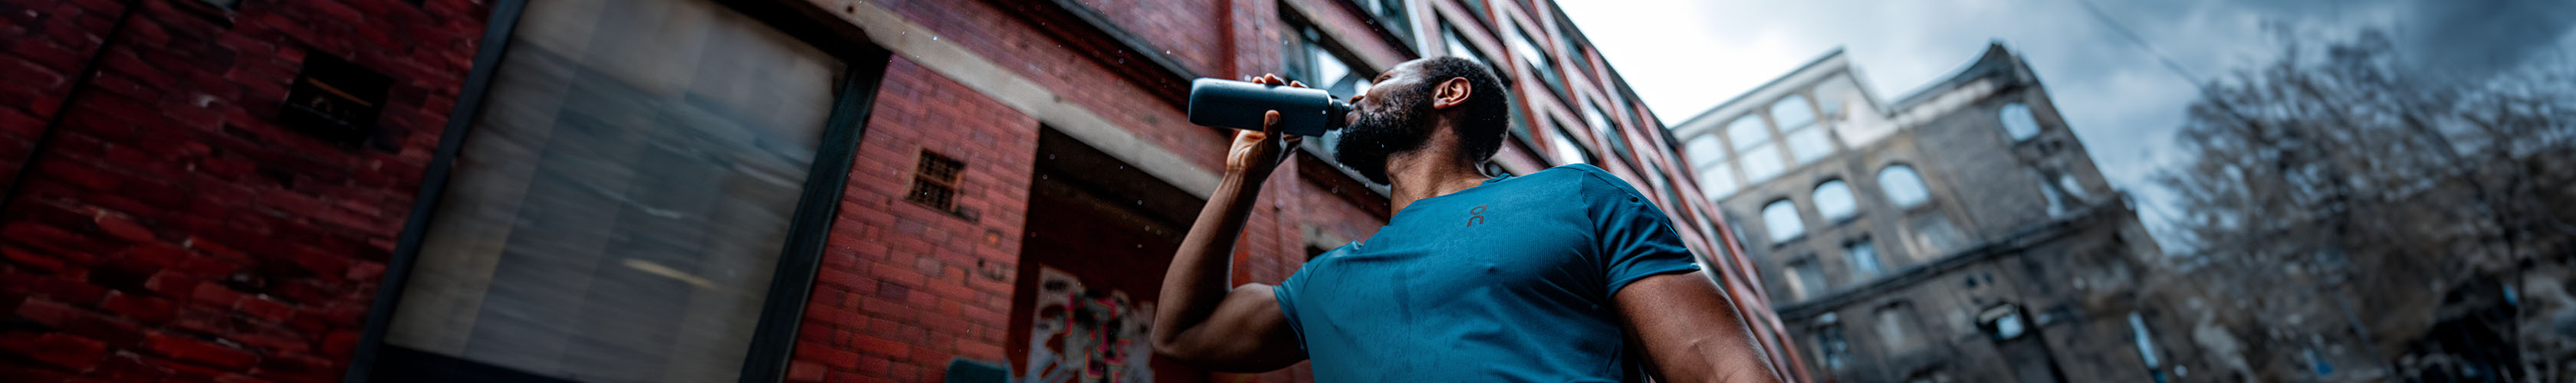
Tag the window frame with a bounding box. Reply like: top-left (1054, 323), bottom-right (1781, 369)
top-left (348, 2), bottom-right (894, 381)
top-left (1760, 198), bottom-right (1805, 244)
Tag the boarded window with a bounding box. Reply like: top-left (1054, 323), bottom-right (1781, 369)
top-left (384, 0), bottom-right (844, 381)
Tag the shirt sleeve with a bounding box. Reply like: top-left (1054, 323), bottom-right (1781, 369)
top-left (1586, 174), bottom-right (1704, 297)
top-left (1273, 250), bottom-right (1321, 350)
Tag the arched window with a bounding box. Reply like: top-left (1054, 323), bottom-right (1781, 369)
top-left (1814, 180), bottom-right (1857, 222)
top-left (1684, 136), bottom-right (1723, 166)
top-left (1763, 199), bottom-right (1804, 242)
top-left (1771, 95), bottom-right (1815, 129)
top-left (1999, 102), bottom-right (2040, 140)
top-left (1878, 165), bottom-right (1930, 210)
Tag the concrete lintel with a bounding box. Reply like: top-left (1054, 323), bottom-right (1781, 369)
top-left (812, 0), bottom-right (1222, 198)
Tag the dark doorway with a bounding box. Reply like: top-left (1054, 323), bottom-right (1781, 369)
top-left (1005, 128), bottom-right (1211, 383)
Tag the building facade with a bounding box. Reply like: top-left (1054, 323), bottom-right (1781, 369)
top-left (0, 0), bottom-right (1797, 382)
top-left (1671, 44), bottom-right (2165, 382)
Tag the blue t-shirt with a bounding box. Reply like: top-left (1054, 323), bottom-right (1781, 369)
top-left (1274, 164), bottom-right (1703, 382)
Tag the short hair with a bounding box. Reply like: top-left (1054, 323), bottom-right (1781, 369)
top-left (1418, 56), bottom-right (1511, 162)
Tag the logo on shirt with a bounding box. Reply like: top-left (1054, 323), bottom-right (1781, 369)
top-left (1467, 205), bottom-right (1490, 228)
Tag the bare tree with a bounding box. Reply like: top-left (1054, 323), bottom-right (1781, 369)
top-left (2153, 29), bottom-right (2576, 381)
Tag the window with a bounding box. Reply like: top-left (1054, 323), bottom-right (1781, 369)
top-left (1684, 136), bottom-right (1723, 166)
top-left (1586, 103), bottom-right (1628, 158)
top-left (1845, 239), bottom-right (1883, 278)
top-left (2040, 169), bottom-right (2068, 217)
top-left (1762, 199), bottom-right (1803, 242)
top-left (1697, 165), bottom-right (1738, 201)
top-left (1999, 102), bottom-right (2040, 140)
top-left (1786, 126), bottom-right (1835, 163)
top-left (1876, 304), bottom-right (1915, 349)
top-left (1814, 180), bottom-right (1856, 222)
top-left (1770, 95), bottom-right (1816, 129)
top-left (1816, 321), bottom-right (1852, 370)
top-left (1286, 23), bottom-right (1372, 97)
top-left (384, 1), bottom-right (851, 380)
top-left (1548, 124), bottom-right (1588, 165)
top-left (1506, 25), bottom-right (1566, 100)
top-left (1740, 145), bottom-right (1785, 183)
top-left (1724, 115), bottom-right (1787, 183)
top-left (1725, 115), bottom-right (1769, 151)
top-left (1908, 214), bottom-right (1962, 258)
top-left (1878, 165), bottom-right (1930, 210)
top-left (1359, 0), bottom-right (1413, 44)
top-left (1788, 260), bottom-right (1825, 300)
top-left (907, 151), bottom-right (964, 210)
top-left (1773, 95), bottom-right (1833, 163)
top-left (2130, 313), bottom-right (2163, 371)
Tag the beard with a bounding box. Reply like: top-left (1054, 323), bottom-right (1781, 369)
top-left (1332, 83), bottom-right (1437, 185)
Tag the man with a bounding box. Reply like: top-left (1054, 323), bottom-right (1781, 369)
top-left (1150, 56), bottom-right (1783, 382)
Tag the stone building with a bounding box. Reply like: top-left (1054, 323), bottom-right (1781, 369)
top-left (0, 0), bottom-right (1798, 381)
top-left (1669, 44), bottom-right (2166, 382)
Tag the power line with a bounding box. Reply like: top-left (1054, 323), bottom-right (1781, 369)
top-left (2070, 0), bottom-right (2218, 94)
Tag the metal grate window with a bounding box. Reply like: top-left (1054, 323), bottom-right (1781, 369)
top-left (908, 151), bottom-right (964, 210)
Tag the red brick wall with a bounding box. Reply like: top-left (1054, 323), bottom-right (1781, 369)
top-left (1083, 0), bottom-right (1230, 77)
top-left (0, 0), bottom-right (485, 381)
top-left (787, 56), bottom-right (1040, 383)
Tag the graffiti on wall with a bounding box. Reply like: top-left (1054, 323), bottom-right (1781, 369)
top-left (1023, 267), bottom-right (1155, 383)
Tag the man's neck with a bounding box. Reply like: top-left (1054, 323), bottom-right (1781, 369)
top-left (1384, 138), bottom-right (1491, 214)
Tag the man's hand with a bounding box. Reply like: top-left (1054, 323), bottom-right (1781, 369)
top-left (1224, 74), bottom-right (1306, 182)
top-left (1150, 73), bottom-right (1310, 372)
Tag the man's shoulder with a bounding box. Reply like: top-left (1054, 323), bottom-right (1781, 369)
top-left (1524, 164), bottom-right (1649, 202)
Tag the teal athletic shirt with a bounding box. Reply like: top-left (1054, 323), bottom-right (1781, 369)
top-left (1273, 164), bottom-right (1704, 382)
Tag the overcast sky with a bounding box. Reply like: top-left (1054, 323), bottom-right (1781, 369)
top-left (1561, 0), bottom-right (2576, 251)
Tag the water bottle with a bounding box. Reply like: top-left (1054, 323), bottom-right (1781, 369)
top-left (1188, 78), bottom-right (1350, 137)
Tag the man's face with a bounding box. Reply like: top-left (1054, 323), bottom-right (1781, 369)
top-left (1333, 60), bottom-right (1439, 185)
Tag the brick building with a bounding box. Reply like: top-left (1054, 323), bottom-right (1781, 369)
top-left (1670, 45), bottom-right (2164, 382)
top-left (0, 0), bottom-right (1796, 382)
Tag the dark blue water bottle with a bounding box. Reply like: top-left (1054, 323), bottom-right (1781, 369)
top-left (1187, 78), bottom-right (1351, 137)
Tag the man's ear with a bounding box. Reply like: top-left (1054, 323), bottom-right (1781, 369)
top-left (1431, 77), bottom-right (1473, 110)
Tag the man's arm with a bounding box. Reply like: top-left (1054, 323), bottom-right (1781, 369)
top-left (1617, 272), bottom-right (1785, 383)
top-left (1148, 75), bottom-right (1308, 372)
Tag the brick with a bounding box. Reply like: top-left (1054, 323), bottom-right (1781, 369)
top-left (786, 360), bottom-right (826, 382)
top-left (0, 332), bottom-right (109, 371)
top-left (144, 332), bottom-right (257, 369)
top-left (99, 291), bottom-right (176, 324)
top-left (852, 334), bottom-right (910, 359)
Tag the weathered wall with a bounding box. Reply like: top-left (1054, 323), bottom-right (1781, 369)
top-left (0, 0), bottom-right (487, 381)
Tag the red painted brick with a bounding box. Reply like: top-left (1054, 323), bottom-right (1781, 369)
top-left (0, 332), bottom-right (109, 371)
top-left (144, 332), bottom-right (256, 369)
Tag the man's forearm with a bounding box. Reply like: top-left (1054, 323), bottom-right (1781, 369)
top-left (1151, 172), bottom-right (1266, 348)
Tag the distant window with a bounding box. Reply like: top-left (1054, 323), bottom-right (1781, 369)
top-left (1285, 24), bottom-right (1371, 97)
top-left (1786, 126), bottom-right (1834, 163)
top-left (1788, 260), bottom-right (1825, 300)
top-left (1548, 124), bottom-right (1588, 165)
top-left (1586, 103), bottom-right (1628, 158)
top-left (1878, 165), bottom-right (1930, 210)
top-left (1845, 238), bottom-right (1883, 277)
top-left (1725, 116), bottom-right (1769, 151)
top-left (1814, 180), bottom-right (1857, 222)
top-left (1359, 0), bottom-right (1413, 43)
top-left (1684, 136), bottom-right (1724, 166)
top-left (1740, 145), bottom-right (1785, 183)
top-left (1771, 95), bottom-right (1816, 129)
top-left (2130, 313), bottom-right (2161, 369)
top-left (1762, 199), bottom-right (1803, 243)
top-left (2039, 169), bottom-right (2068, 217)
top-left (1907, 214), bottom-right (1962, 257)
top-left (1999, 102), bottom-right (2040, 140)
top-left (1507, 25), bottom-right (1566, 98)
top-left (1817, 322), bottom-right (1852, 370)
top-left (1876, 304), bottom-right (1914, 349)
top-left (1697, 165), bottom-right (1737, 201)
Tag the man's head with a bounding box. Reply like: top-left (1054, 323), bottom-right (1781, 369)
top-left (1333, 56), bottom-right (1510, 184)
